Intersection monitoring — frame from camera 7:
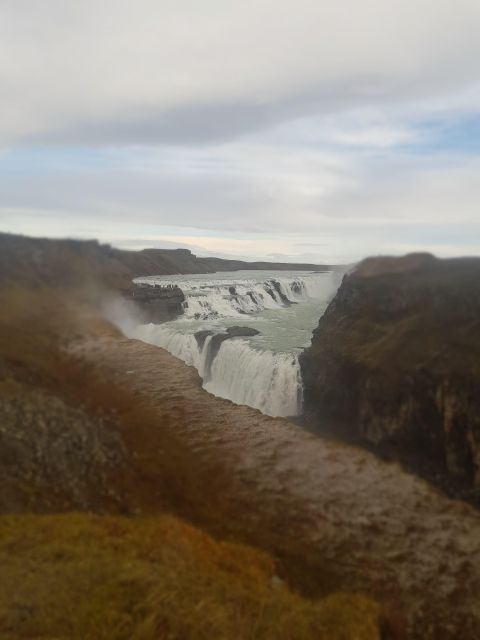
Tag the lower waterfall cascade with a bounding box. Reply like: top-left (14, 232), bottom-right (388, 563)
top-left (126, 270), bottom-right (342, 417)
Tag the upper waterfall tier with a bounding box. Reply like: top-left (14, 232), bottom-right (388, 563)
top-left (127, 270), bottom-right (343, 417)
top-left (135, 271), bottom-right (338, 320)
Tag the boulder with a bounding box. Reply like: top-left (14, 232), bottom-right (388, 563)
top-left (226, 326), bottom-right (260, 337)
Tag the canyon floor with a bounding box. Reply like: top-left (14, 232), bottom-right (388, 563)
top-left (67, 323), bottom-right (480, 640)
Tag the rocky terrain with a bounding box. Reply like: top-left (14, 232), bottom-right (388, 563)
top-left (0, 381), bottom-right (126, 512)
top-left (301, 253), bottom-right (480, 504)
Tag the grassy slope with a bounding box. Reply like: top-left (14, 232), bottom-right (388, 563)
top-left (0, 513), bottom-right (380, 640)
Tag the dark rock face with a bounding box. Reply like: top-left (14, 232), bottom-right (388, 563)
top-left (194, 327), bottom-right (261, 382)
top-left (226, 326), bottom-right (260, 337)
top-left (194, 330), bottom-right (214, 349)
top-left (195, 326), bottom-right (260, 349)
top-left (131, 283), bottom-right (185, 322)
top-left (269, 279), bottom-right (293, 305)
top-left (300, 253), bottom-right (480, 504)
top-left (207, 327), bottom-right (261, 363)
top-left (291, 281), bottom-right (303, 296)
top-left (209, 333), bottom-right (231, 362)
top-left (195, 326), bottom-right (260, 347)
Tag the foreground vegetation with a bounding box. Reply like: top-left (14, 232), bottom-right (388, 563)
top-left (0, 513), bottom-right (381, 640)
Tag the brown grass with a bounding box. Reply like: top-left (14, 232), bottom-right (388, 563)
top-left (0, 512), bottom-right (381, 640)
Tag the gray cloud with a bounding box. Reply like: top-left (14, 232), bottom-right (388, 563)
top-left (25, 76), bottom-right (431, 147)
top-left (1, 145), bottom-right (479, 260)
top-left (1, 0), bottom-right (480, 145)
top-left (1, 0), bottom-right (480, 261)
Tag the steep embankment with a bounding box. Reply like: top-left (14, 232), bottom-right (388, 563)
top-left (301, 253), bottom-right (480, 503)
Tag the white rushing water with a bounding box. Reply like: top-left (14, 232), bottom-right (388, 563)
top-left (127, 270), bottom-right (342, 417)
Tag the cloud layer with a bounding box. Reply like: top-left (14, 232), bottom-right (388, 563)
top-left (1, 0), bottom-right (479, 261)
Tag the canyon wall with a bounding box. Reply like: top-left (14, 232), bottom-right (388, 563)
top-left (301, 253), bottom-right (480, 503)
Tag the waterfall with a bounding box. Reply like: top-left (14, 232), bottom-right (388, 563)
top-left (134, 273), bottom-right (339, 321)
top-left (131, 323), bottom-right (201, 367)
top-left (204, 340), bottom-right (302, 417)
top-left (127, 271), bottom-right (342, 418)
top-left (128, 322), bottom-right (302, 417)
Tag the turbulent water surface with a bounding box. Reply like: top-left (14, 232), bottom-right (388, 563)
top-left (128, 270), bottom-right (341, 417)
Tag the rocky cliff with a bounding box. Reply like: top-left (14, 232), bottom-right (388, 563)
top-left (301, 253), bottom-right (480, 503)
top-left (131, 282), bottom-right (186, 322)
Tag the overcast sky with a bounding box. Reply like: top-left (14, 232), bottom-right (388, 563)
top-left (1, 0), bottom-right (480, 263)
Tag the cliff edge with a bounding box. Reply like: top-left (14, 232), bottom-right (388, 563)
top-left (301, 253), bottom-right (480, 503)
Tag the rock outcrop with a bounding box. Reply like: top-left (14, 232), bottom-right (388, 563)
top-left (131, 282), bottom-right (185, 322)
top-left (301, 253), bottom-right (480, 503)
top-left (194, 326), bottom-right (262, 379)
top-left (225, 326), bottom-right (260, 338)
top-left (194, 326), bottom-right (260, 349)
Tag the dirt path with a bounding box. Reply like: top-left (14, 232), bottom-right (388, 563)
top-left (72, 334), bottom-right (480, 640)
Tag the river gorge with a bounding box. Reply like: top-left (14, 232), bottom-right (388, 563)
top-left (123, 270), bottom-right (343, 417)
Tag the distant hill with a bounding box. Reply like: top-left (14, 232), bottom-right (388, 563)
top-left (0, 232), bottom-right (334, 292)
top-left (115, 247), bottom-right (332, 277)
